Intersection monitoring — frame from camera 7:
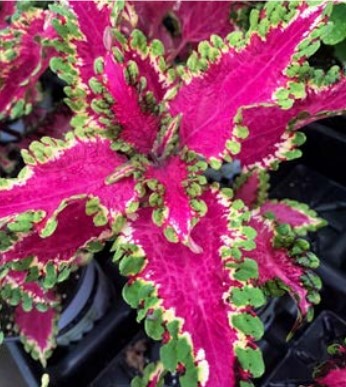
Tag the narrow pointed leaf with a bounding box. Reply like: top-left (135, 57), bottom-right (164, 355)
top-left (0, 9), bottom-right (56, 120)
top-left (144, 155), bottom-right (205, 244)
top-left (259, 199), bottom-right (326, 234)
top-left (52, 1), bottom-right (167, 144)
top-left (49, 1), bottom-right (112, 128)
top-left (0, 136), bottom-right (138, 231)
top-left (234, 169), bottom-right (269, 209)
top-left (168, 2), bottom-right (330, 162)
top-left (15, 303), bottom-right (57, 366)
top-left (247, 215), bottom-right (320, 316)
top-left (1, 200), bottom-right (111, 269)
top-left (104, 52), bottom-right (161, 154)
top-left (238, 75), bottom-right (346, 170)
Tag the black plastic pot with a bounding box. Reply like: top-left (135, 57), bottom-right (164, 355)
top-left (57, 260), bottom-right (113, 346)
top-left (262, 311), bottom-right (346, 386)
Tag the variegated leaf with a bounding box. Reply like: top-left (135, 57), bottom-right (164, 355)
top-left (1, 200), bottom-right (111, 270)
top-left (51, 1), bottom-right (168, 152)
top-left (0, 1), bottom-right (15, 29)
top-left (247, 214), bottom-right (321, 318)
top-left (144, 154), bottom-right (207, 245)
top-left (314, 341), bottom-right (346, 387)
top-left (0, 135), bottom-right (138, 240)
top-left (259, 199), bottom-right (326, 234)
top-left (117, 188), bottom-right (265, 386)
top-left (234, 168), bottom-right (270, 209)
top-left (238, 75), bottom-right (346, 170)
top-left (168, 2), bottom-right (331, 164)
top-left (15, 301), bottom-right (57, 366)
top-left (103, 52), bottom-right (162, 155)
top-left (0, 9), bottom-right (57, 121)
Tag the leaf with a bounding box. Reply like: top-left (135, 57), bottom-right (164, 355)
top-left (1, 200), bottom-right (111, 270)
top-left (145, 154), bottom-right (206, 245)
top-left (0, 270), bottom-right (56, 306)
top-left (51, 1), bottom-right (168, 147)
top-left (259, 199), bottom-right (326, 234)
top-left (322, 3), bottom-right (346, 45)
top-left (49, 1), bottom-right (112, 129)
top-left (0, 135), bottom-right (138, 235)
top-left (119, 188), bottom-right (265, 386)
top-left (246, 215), bottom-right (321, 317)
top-left (15, 302), bottom-right (57, 366)
top-left (168, 2), bottom-right (330, 163)
top-left (0, 1), bottom-right (15, 29)
top-left (132, 1), bottom-right (239, 63)
top-left (237, 75), bottom-right (346, 170)
top-left (131, 361), bottom-right (165, 387)
top-left (103, 52), bottom-right (161, 155)
top-left (0, 9), bottom-right (57, 121)
top-left (125, 29), bottom-right (170, 102)
top-left (234, 169), bottom-right (270, 209)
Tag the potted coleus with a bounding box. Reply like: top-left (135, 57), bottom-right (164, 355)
top-left (1, 1), bottom-right (346, 386)
top-left (313, 339), bottom-right (346, 386)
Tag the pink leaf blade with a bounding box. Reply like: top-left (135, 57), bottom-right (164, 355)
top-left (238, 76), bottom-right (346, 170)
top-left (247, 216), bottom-right (321, 317)
top-left (49, 1), bottom-right (112, 129)
top-left (144, 155), bottom-right (203, 244)
top-left (0, 136), bottom-right (138, 231)
top-left (234, 169), bottom-right (270, 209)
top-left (168, 2), bottom-right (329, 162)
top-left (15, 303), bottom-right (57, 366)
top-left (0, 9), bottom-right (57, 120)
top-left (260, 199), bottom-right (326, 234)
top-left (119, 189), bottom-right (265, 386)
top-left (1, 200), bottom-right (111, 269)
top-left (124, 29), bottom-right (171, 102)
top-left (0, 1), bottom-right (15, 29)
top-left (104, 53), bottom-right (161, 155)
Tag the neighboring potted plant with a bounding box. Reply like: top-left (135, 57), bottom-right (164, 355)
top-left (313, 338), bottom-right (346, 387)
top-left (1, 1), bottom-right (346, 386)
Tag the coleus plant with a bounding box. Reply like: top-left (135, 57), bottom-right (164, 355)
top-left (1, 1), bottom-right (346, 386)
top-left (311, 338), bottom-right (346, 387)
